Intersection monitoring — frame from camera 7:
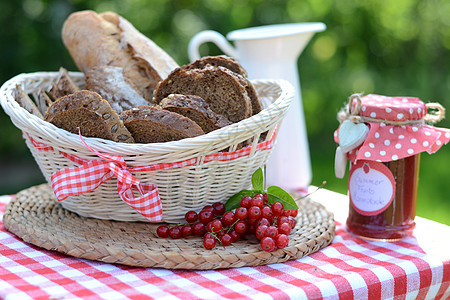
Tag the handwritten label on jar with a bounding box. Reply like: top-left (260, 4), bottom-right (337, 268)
top-left (348, 160), bottom-right (396, 216)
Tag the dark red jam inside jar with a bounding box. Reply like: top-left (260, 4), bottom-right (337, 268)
top-left (346, 154), bottom-right (420, 241)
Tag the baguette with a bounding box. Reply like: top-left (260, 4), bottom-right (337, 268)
top-left (62, 10), bottom-right (179, 103)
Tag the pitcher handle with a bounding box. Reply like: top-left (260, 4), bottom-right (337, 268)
top-left (188, 30), bottom-right (237, 62)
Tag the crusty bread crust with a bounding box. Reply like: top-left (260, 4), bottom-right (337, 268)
top-left (86, 66), bottom-right (148, 114)
top-left (159, 94), bottom-right (231, 133)
top-left (44, 90), bottom-right (134, 143)
top-left (121, 106), bottom-right (204, 143)
top-left (62, 10), bottom-right (179, 102)
top-left (14, 85), bottom-right (44, 119)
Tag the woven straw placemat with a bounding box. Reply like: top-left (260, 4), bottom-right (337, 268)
top-left (3, 184), bottom-right (335, 270)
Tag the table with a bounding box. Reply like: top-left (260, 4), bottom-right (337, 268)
top-left (1, 188), bottom-right (449, 300)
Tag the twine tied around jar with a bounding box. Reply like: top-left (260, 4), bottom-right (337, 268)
top-left (337, 93), bottom-right (446, 126)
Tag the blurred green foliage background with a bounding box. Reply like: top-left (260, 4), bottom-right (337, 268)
top-left (1, 0), bottom-right (449, 225)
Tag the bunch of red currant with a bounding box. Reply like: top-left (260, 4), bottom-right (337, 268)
top-left (156, 193), bottom-right (298, 252)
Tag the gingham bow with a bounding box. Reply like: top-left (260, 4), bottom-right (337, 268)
top-left (30, 134), bottom-right (163, 222)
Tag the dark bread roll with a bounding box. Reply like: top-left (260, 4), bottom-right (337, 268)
top-left (183, 55), bottom-right (262, 116)
top-left (154, 66), bottom-right (252, 123)
top-left (159, 94), bottom-right (231, 133)
top-left (121, 106), bottom-right (204, 143)
top-left (44, 90), bottom-right (134, 143)
top-left (85, 65), bottom-right (148, 114)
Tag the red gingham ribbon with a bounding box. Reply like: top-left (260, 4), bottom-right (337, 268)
top-left (27, 132), bottom-right (275, 222)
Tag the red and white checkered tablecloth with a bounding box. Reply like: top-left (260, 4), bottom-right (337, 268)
top-left (1, 192), bottom-right (449, 300)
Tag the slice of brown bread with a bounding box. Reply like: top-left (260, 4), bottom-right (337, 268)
top-left (183, 56), bottom-right (263, 116)
top-left (184, 55), bottom-right (248, 77)
top-left (47, 67), bottom-right (80, 101)
top-left (154, 66), bottom-right (252, 123)
top-left (14, 85), bottom-right (44, 119)
top-left (85, 65), bottom-right (148, 114)
top-left (121, 106), bottom-right (204, 143)
top-left (159, 94), bottom-right (231, 133)
top-left (44, 90), bottom-right (134, 143)
top-left (36, 90), bottom-right (54, 116)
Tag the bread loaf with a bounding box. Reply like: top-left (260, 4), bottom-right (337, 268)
top-left (121, 106), bottom-right (205, 143)
top-left (44, 90), bottom-right (134, 143)
top-left (159, 94), bottom-right (231, 133)
top-left (62, 10), bottom-right (179, 103)
top-left (183, 55), bottom-right (263, 116)
top-left (154, 66), bottom-right (252, 123)
top-left (85, 66), bottom-right (148, 114)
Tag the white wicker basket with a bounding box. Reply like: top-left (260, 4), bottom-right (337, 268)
top-left (0, 72), bottom-right (294, 223)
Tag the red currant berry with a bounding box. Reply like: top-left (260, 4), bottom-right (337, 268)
top-left (220, 233), bottom-right (233, 246)
top-left (207, 219), bottom-right (223, 233)
top-left (213, 202), bottom-right (226, 216)
top-left (240, 196), bottom-right (252, 208)
top-left (234, 220), bottom-right (247, 234)
top-left (192, 222), bottom-right (206, 236)
top-left (275, 234), bottom-right (289, 249)
top-left (221, 211), bottom-right (237, 227)
top-left (228, 230), bottom-right (240, 242)
top-left (202, 205), bottom-right (214, 212)
top-left (290, 209), bottom-right (299, 218)
top-left (272, 202), bottom-right (284, 216)
top-left (265, 226), bottom-right (278, 238)
top-left (251, 194), bottom-right (264, 208)
top-left (249, 206), bottom-right (262, 219)
top-left (283, 210), bottom-right (291, 217)
top-left (156, 225), bottom-right (169, 238)
top-left (278, 222), bottom-right (291, 235)
top-left (185, 210), bottom-right (198, 223)
top-left (235, 207), bottom-right (249, 220)
top-left (257, 217), bottom-right (270, 227)
top-left (262, 193), bottom-right (268, 203)
top-left (169, 227), bottom-right (182, 239)
top-left (260, 237), bottom-right (277, 252)
top-left (261, 206), bottom-right (273, 219)
top-left (198, 210), bottom-right (214, 224)
top-left (288, 216), bottom-right (297, 229)
top-left (247, 217), bottom-right (259, 225)
top-left (277, 216), bottom-right (289, 227)
top-left (203, 237), bottom-right (216, 250)
top-left (256, 225), bottom-right (268, 240)
top-left (181, 225), bottom-right (193, 237)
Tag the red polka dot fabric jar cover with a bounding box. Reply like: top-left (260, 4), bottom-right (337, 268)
top-left (334, 94), bottom-right (450, 241)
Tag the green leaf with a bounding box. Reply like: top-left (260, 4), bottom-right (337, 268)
top-left (251, 167), bottom-right (264, 191)
top-left (225, 190), bottom-right (259, 211)
top-left (266, 186), bottom-right (299, 210)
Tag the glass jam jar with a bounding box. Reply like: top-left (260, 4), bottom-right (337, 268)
top-left (346, 155), bottom-right (420, 241)
top-left (335, 94), bottom-right (449, 241)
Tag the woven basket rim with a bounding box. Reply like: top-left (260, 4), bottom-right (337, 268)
top-left (0, 71), bottom-right (294, 157)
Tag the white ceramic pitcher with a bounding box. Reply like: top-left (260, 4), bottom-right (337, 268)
top-left (188, 23), bottom-right (326, 190)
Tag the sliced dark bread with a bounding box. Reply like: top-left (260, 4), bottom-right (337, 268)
top-left (85, 65), bottom-right (148, 114)
top-left (121, 105), bottom-right (204, 143)
top-left (183, 55), bottom-right (263, 116)
top-left (154, 66), bottom-right (252, 123)
top-left (159, 94), bottom-right (231, 133)
top-left (14, 85), bottom-right (44, 119)
top-left (47, 67), bottom-right (80, 101)
top-left (44, 90), bottom-right (134, 143)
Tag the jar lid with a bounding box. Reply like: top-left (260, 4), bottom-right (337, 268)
top-left (335, 94), bottom-right (450, 163)
top-left (352, 94), bottom-right (426, 122)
